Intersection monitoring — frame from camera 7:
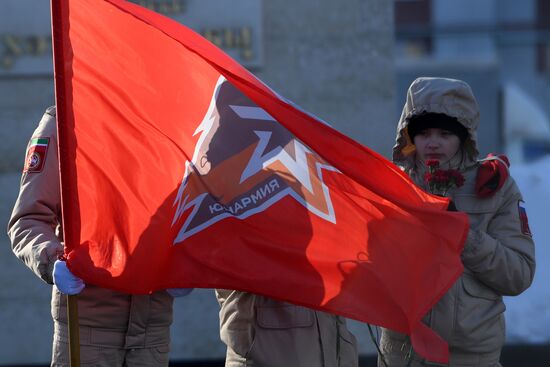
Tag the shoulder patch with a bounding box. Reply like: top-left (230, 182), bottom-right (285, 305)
top-left (24, 137), bottom-right (50, 173)
top-left (518, 201), bottom-right (532, 237)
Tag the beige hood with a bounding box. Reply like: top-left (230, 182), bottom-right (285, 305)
top-left (392, 77), bottom-right (480, 171)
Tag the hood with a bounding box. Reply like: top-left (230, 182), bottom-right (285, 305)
top-left (392, 77), bottom-right (480, 171)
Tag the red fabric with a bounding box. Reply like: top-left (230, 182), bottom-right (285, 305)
top-left (475, 153), bottom-right (510, 198)
top-left (52, 0), bottom-right (469, 363)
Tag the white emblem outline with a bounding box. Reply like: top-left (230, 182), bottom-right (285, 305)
top-left (172, 76), bottom-right (339, 243)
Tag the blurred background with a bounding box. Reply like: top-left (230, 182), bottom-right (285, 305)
top-left (0, 0), bottom-right (548, 365)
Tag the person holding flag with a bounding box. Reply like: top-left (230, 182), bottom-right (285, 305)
top-left (378, 77), bottom-right (536, 367)
top-left (7, 106), bottom-right (178, 366)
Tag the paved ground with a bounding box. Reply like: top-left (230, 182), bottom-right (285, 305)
top-left (9, 344), bottom-right (550, 367)
top-left (166, 345), bottom-right (550, 367)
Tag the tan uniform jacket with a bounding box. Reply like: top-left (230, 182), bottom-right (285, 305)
top-left (381, 78), bottom-right (536, 366)
top-left (217, 290), bottom-right (358, 367)
top-left (7, 107), bottom-right (173, 349)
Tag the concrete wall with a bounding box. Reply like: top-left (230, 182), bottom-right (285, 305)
top-left (0, 0), bottom-right (394, 364)
top-left (258, 0), bottom-right (396, 157)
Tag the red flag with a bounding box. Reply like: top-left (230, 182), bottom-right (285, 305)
top-left (51, 0), bottom-right (468, 363)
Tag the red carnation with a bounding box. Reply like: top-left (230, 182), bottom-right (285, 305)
top-left (424, 172), bottom-right (433, 183)
top-left (449, 169), bottom-right (465, 187)
top-left (426, 159), bottom-right (440, 168)
top-left (434, 170), bottom-right (449, 184)
top-left (424, 163), bottom-right (465, 196)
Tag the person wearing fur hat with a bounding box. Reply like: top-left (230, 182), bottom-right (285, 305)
top-left (378, 77), bottom-right (536, 367)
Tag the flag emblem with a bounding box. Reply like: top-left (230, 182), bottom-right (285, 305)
top-left (24, 137), bottom-right (49, 173)
top-left (518, 201), bottom-right (532, 237)
top-left (172, 77), bottom-right (339, 242)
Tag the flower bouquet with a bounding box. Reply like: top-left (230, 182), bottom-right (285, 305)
top-left (423, 159), bottom-right (465, 196)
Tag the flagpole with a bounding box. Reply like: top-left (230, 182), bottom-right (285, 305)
top-left (50, 0), bottom-right (82, 362)
top-left (67, 294), bottom-right (80, 367)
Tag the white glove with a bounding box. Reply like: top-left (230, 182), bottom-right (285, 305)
top-left (166, 288), bottom-right (193, 297)
top-left (53, 260), bottom-right (86, 295)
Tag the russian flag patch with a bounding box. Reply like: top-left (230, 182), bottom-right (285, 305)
top-left (518, 201), bottom-right (532, 237)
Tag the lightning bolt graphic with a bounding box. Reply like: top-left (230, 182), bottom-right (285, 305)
top-left (171, 76), bottom-right (339, 243)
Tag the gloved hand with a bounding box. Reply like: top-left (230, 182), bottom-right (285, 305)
top-left (53, 260), bottom-right (86, 295)
top-left (475, 153), bottom-right (510, 198)
top-left (166, 288), bottom-right (194, 297)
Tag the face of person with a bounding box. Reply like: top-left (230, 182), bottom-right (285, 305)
top-left (413, 128), bottom-right (461, 165)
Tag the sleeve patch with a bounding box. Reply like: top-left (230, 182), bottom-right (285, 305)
top-left (24, 137), bottom-right (50, 173)
top-left (518, 201), bottom-right (532, 237)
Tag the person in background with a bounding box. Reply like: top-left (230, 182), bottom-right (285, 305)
top-left (216, 289), bottom-right (359, 367)
top-left (8, 106), bottom-right (187, 366)
top-left (378, 77), bottom-right (536, 367)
